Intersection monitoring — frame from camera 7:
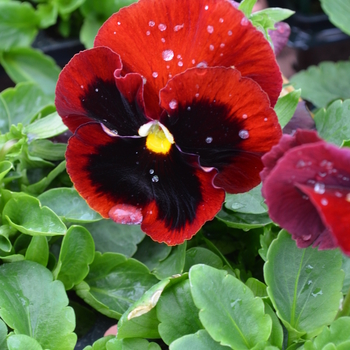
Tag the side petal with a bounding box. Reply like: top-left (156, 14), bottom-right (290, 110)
top-left (95, 0), bottom-right (282, 118)
top-left (160, 67), bottom-right (282, 194)
top-left (55, 47), bottom-right (148, 135)
top-left (66, 122), bottom-right (224, 245)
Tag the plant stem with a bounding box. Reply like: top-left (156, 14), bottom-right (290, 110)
top-left (335, 286), bottom-right (350, 319)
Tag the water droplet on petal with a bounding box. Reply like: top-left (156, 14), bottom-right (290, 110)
top-left (196, 61), bottom-right (208, 68)
top-left (191, 59), bottom-right (196, 64)
top-left (117, 22), bottom-right (121, 26)
top-left (158, 23), bottom-right (167, 31)
top-left (187, 106), bottom-right (191, 111)
top-left (149, 169), bottom-right (154, 174)
top-left (205, 137), bottom-right (213, 144)
top-left (195, 93), bottom-right (199, 98)
top-left (95, 88), bottom-right (99, 92)
top-left (321, 198), bottom-right (328, 206)
top-left (209, 44), bottom-right (214, 51)
top-left (178, 61), bottom-right (183, 67)
top-left (113, 31), bottom-right (116, 35)
top-left (149, 21), bottom-right (155, 27)
top-left (303, 234), bottom-right (312, 241)
top-left (146, 31), bottom-right (150, 35)
top-left (219, 18), bottom-right (224, 23)
top-left (174, 24), bottom-right (184, 32)
top-left (241, 17), bottom-right (249, 26)
top-left (152, 72), bottom-right (158, 78)
top-left (162, 49), bottom-right (174, 61)
top-left (346, 193), bottom-right (350, 202)
top-left (296, 160), bottom-right (306, 168)
top-left (204, 5), bottom-right (209, 10)
top-left (242, 114), bottom-right (248, 119)
top-left (80, 85), bottom-right (84, 89)
top-left (314, 183), bottom-right (325, 194)
top-left (161, 38), bottom-right (165, 43)
top-left (207, 25), bottom-right (214, 34)
top-left (239, 130), bottom-right (249, 139)
top-left (228, 30), bottom-right (232, 36)
top-left (152, 175), bottom-right (159, 183)
top-left (169, 99), bottom-right (178, 109)
top-left (143, 77), bottom-right (147, 84)
top-left (264, 117), bottom-right (268, 122)
top-left (335, 191), bottom-right (343, 197)
top-left (220, 43), bottom-right (225, 48)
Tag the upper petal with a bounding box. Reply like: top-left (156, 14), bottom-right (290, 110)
top-left (95, 0), bottom-right (282, 118)
top-left (160, 67), bottom-right (282, 194)
top-left (55, 46), bottom-right (148, 135)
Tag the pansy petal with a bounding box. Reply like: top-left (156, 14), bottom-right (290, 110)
top-left (296, 185), bottom-right (350, 254)
top-left (95, 0), bottom-right (282, 117)
top-left (159, 67), bottom-right (282, 194)
top-left (66, 122), bottom-right (224, 245)
top-left (55, 47), bottom-right (148, 135)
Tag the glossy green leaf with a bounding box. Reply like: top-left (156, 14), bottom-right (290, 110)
top-left (253, 8), bottom-right (294, 22)
top-left (7, 334), bottom-right (43, 350)
top-left (238, 0), bottom-right (257, 17)
top-left (28, 139), bottom-right (66, 161)
top-left (83, 335), bottom-right (115, 350)
top-left (25, 236), bottom-right (49, 266)
top-left (0, 82), bottom-right (53, 133)
top-left (314, 99), bottom-right (350, 146)
top-left (3, 193), bottom-right (66, 236)
top-left (54, 225), bottom-right (95, 290)
top-left (302, 317), bottom-right (350, 349)
top-left (36, 3), bottom-right (58, 28)
top-left (132, 236), bottom-right (171, 270)
top-left (189, 265), bottom-right (272, 349)
top-left (0, 2), bottom-right (38, 50)
top-left (84, 219), bottom-right (144, 257)
top-left (152, 243), bottom-right (186, 280)
top-left (224, 183), bottom-right (267, 214)
top-left (75, 252), bottom-right (159, 319)
top-left (24, 112), bottom-right (68, 140)
top-left (56, 0), bottom-right (85, 15)
top-left (246, 278), bottom-right (267, 298)
top-left (264, 301), bottom-right (283, 349)
top-left (80, 16), bottom-right (104, 49)
top-left (0, 225), bottom-right (15, 253)
top-left (290, 61), bottom-right (350, 108)
top-left (0, 48), bottom-right (60, 97)
top-left (0, 161), bottom-right (13, 182)
top-left (321, 0), bottom-right (350, 36)
top-left (264, 230), bottom-right (344, 337)
top-left (38, 188), bottom-right (102, 223)
top-left (183, 247), bottom-right (223, 272)
top-left (157, 279), bottom-right (203, 345)
top-left (274, 90), bottom-right (301, 128)
top-left (117, 278), bottom-right (172, 339)
top-left (0, 260), bottom-right (77, 349)
top-left (0, 319), bottom-right (7, 349)
top-left (106, 337), bottom-right (161, 350)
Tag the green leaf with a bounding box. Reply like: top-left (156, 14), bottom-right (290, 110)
top-left (274, 90), bottom-right (301, 128)
top-left (303, 317), bottom-right (350, 349)
top-left (7, 334), bottom-right (43, 350)
top-left (342, 254), bottom-right (350, 293)
top-left (24, 112), bottom-right (68, 140)
top-left (184, 247), bottom-right (223, 273)
top-left (54, 225), bottom-right (95, 290)
top-left (238, 0), bottom-right (257, 17)
top-left (314, 99), bottom-right (350, 146)
top-left (0, 82), bottom-right (53, 133)
top-left (224, 183), bottom-right (267, 214)
top-left (3, 193), bottom-right (67, 236)
top-left (290, 61), bottom-right (350, 108)
top-left (84, 219), bottom-right (144, 257)
top-left (117, 278), bottom-right (172, 339)
top-left (132, 236), bottom-right (171, 270)
top-left (38, 187), bottom-right (102, 223)
top-left (83, 335), bottom-right (115, 350)
top-left (55, 0), bottom-right (85, 15)
top-left (25, 236), bottom-right (49, 266)
top-left (264, 230), bottom-right (344, 337)
top-left (106, 337), bottom-right (161, 350)
top-left (0, 225), bottom-right (15, 252)
top-left (75, 252), bottom-right (159, 319)
top-left (189, 265), bottom-right (272, 349)
top-left (321, 0), bottom-right (350, 36)
top-left (170, 330), bottom-right (231, 350)
top-left (80, 16), bottom-right (104, 49)
top-left (0, 2), bottom-right (39, 50)
top-left (152, 243), bottom-right (186, 280)
top-left (264, 301), bottom-right (283, 349)
top-left (0, 260), bottom-right (77, 349)
top-left (28, 139), bottom-right (66, 162)
top-left (0, 319), bottom-right (7, 350)
top-left (0, 161), bottom-right (13, 183)
top-left (246, 278), bottom-right (267, 298)
top-left (252, 8), bottom-right (295, 23)
top-left (36, 3), bottom-right (58, 28)
top-left (157, 279), bottom-right (203, 345)
top-left (0, 48), bottom-right (60, 97)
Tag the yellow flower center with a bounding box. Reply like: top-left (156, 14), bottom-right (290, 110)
top-left (138, 121), bottom-right (174, 155)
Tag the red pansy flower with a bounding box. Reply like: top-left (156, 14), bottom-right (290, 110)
top-left (55, 0), bottom-right (282, 245)
top-left (261, 129), bottom-right (350, 255)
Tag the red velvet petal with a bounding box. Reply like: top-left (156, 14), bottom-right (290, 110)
top-left (159, 67), bottom-right (282, 194)
top-left (297, 185), bottom-right (350, 254)
top-left (262, 139), bottom-right (350, 250)
top-left (55, 47), bottom-right (148, 135)
top-left (95, 0), bottom-right (282, 118)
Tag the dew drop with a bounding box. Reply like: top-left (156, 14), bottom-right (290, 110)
top-left (335, 191), bottom-right (343, 197)
top-left (220, 43), bottom-right (225, 48)
top-left (209, 44), bottom-right (214, 51)
top-left (207, 25), bottom-right (214, 34)
top-left (169, 99), bottom-right (178, 109)
top-left (152, 175), bottom-right (159, 183)
top-left (239, 129), bottom-right (249, 139)
top-left (303, 234), bottom-right (312, 241)
top-left (242, 114), bottom-right (248, 119)
top-left (228, 30), bottom-right (232, 36)
top-left (162, 49), bottom-right (174, 61)
top-left (149, 169), bottom-right (154, 174)
top-left (117, 22), bottom-right (121, 26)
top-left (113, 31), bottom-right (116, 35)
top-left (146, 30), bottom-right (150, 35)
top-left (321, 198), bottom-right (328, 206)
top-left (296, 160), bottom-right (306, 168)
top-left (161, 38), bottom-right (165, 43)
top-left (241, 17), bottom-right (249, 26)
top-left (177, 54), bottom-right (182, 59)
top-left (158, 23), bottom-right (167, 31)
top-left (80, 85), bottom-right (84, 89)
top-left (346, 193), bottom-right (350, 202)
top-left (152, 72), bottom-right (158, 78)
top-left (264, 118), bottom-right (268, 122)
top-left (205, 137), bottom-right (213, 144)
top-left (174, 24), bottom-right (184, 32)
top-left (187, 106), bottom-right (191, 111)
top-left (219, 18), bottom-right (224, 23)
top-left (143, 77), bottom-right (147, 85)
top-left (196, 61), bottom-right (208, 68)
top-left (191, 59), bottom-right (196, 64)
top-left (178, 61), bottom-right (183, 67)
top-left (149, 21), bottom-right (155, 27)
top-left (195, 93), bottom-right (199, 98)
top-left (314, 183), bottom-right (325, 194)
top-left (95, 88), bottom-right (99, 92)
top-left (204, 5), bottom-right (209, 10)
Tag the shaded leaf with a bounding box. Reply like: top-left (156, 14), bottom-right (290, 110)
top-left (264, 301), bottom-right (283, 349)
top-left (290, 61), bottom-right (350, 108)
top-left (7, 334), bottom-right (43, 350)
top-left (183, 247), bottom-right (223, 273)
top-left (264, 230), bottom-right (344, 337)
top-left (189, 265), bottom-right (272, 349)
top-left (321, 0), bottom-right (350, 36)
top-left (80, 16), bottom-right (104, 49)
top-left (0, 161), bottom-right (13, 183)
top-left (25, 236), bottom-right (49, 266)
top-left (83, 335), bottom-right (115, 350)
top-left (0, 260), bottom-right (77, 349)
top-left (27, 140), bottom-right (66, 162)
top-left (106, 337), bottom-right (161, 350)
top-left (0, 319), bottom-right (7, 350)
top-left (274, 90), bottom-right (301, 128)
